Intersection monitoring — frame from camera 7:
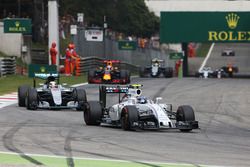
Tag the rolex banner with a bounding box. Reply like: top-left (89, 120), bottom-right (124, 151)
top-left (160, 12), bottom-right (250, 43)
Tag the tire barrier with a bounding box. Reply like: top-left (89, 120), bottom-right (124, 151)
top-left (0, 57), bottom-right (16, 77)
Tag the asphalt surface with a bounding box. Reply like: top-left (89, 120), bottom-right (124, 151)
top-left (206, 43), bottom-right (250, 75)
top-left (0, 77), bottom-right (250, 167)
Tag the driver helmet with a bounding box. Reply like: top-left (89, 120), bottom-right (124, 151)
top-left (49, 81), bottom-right (57, 88)
top-left (137, 96), bottom-right (147, 104)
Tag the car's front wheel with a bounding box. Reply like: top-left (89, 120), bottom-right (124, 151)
top-left (18, 85), bottom-right (30, 107)
top-left (26, 88), bottom-right (38, 110)
top-left (176, 105), bottom-right (195, 132)
top-left (121, 106), bottom-right (138, 131)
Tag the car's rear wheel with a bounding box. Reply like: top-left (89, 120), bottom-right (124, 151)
top-left (18, 85), bottom-right (30, 107)
top-left (76, 88), bottom-right (87, 111)
top-left (88, 70), bottom-right (96, 83)
top-left (176, 105), bottom-right (195, 132)
top-left (120, 70), bottom-right (130, 84)
top-left (26, 88), bottom-right (38, 110)
top-left (139, 67), bottom-right (145, 77)
top-left (121, 106), bottom-right (138, 131)
top-left (83, 101), bottom-right (102, 125)
top-left (164, 67), bottom-right (173, 78)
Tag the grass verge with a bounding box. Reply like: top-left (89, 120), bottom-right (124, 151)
top-left (0, 74), bottom-right (87, 95)
top-left (0, 152), bottom-right (199, 167)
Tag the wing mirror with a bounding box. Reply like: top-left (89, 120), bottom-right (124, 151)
top-left (155, 97), bottom-right (162, 103)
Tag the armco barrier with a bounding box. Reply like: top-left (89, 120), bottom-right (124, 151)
top-left (0, 57), bottom-right (16, 77)
top-left (76, 57), bottom-right (139, 75)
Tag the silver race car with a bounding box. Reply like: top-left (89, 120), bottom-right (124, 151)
top-left (139, 59), bottom-right (173, 78)
top-left (221, 49), bottom-right (235, 56)
top-left (83, 84), bottom-right (198, 132)
top-left (18, 73), bottom-right (86, 110)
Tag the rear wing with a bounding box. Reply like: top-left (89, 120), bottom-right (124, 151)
top-left (99, 84), bottom-right (143, 108)
top-left (99, 85), bottom-right (128, 108)
top-left (33, 73), bottom-right (59, 87)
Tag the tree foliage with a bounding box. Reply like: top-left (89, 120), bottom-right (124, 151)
top-left (59, 0), bottom-right (159, 37)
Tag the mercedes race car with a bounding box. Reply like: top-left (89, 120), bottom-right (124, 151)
top-left (88, 60), bottom-right (130, 84)
top-left (139, 58), bottom-right (173, 78)
top-left (222, 49), bottom-right (235, 56)
top-left (18, 73), bottom-right (86, 110)
top-left (83, 84), bottom-right (199, 132)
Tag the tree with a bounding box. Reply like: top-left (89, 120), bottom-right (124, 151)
top-left (59, 0), bottom-right (159, 38)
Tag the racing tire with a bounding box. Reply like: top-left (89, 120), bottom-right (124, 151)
top-left (121, 106), bottom-right (138, 131)
top-left (26, 88), bottom-right (38, 110)
top-left (88, 70), bottom-right (96, 83)
top-left (164, 67), bottom-right (173, 78)
top-left (139, 67), bottom-right (145, 77)
top-left (18, 85), bottom-right (30, 107)
top-left (120, 70), bottom-right (129, 84)
top-left (76, 88), bottom-right (87, 111)
top-left (126, 70), bottom-right (131, 84)
top-left (176, 105), bottom-right (195, 132)
top-left (83, 101), bottom-right (102, 126)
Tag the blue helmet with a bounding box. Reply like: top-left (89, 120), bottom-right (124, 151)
top-left (137, 96), bottom-right (147, 104)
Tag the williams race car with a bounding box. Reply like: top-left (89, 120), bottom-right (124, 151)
top-left (83, 84), bottom-right (198, 132)
top-left (18, 73), bottom-right (86, 110)
top-left (88, 60), bottom-right (130, 84)
top-left (139, 58), bottom-right (173, 78)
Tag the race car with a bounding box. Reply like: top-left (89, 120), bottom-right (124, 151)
top-left (18, 73), bottom-right (86, 110)
top-left (88, 60), bottom-right (130, 84)
top-left (221, 49), bottom-right (235, 56)
top-left (139, 58), bottom-right (173, 78)
top-left (221, 64), bottom-right (239, 77)
top-left (83, 84), bottom-right (199, 132)
top-left (196, 67), bottom-right (214, 78)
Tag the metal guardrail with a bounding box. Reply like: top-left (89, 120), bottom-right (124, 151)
top-left (0, 57), bottom-right (16, 77)
top-left (76, 56), bottom-right (139, 75)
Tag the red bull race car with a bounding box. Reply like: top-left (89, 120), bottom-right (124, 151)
top-left (88, 60), bottom-right (130, 84)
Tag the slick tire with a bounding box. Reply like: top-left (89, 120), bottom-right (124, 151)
top-left (176, 105), bottom-right (195, 132)
top-left (121, 105), bottom-right (138, 131)
top-left (120, 70), bottom-right (129, 84)
top-left (88, 70), bottom-right (96, 83)
top-left (83, 101), bottom-right (102, 125)
top-left (76, 88), bottom-right (87, 111)
top-left (164, 67), bottom-right (173, 78)
top-left (26, 88), bottom-right (38, 110)
top-left (18, 85), bottom-right (30, 107)
top-left (139, 67), bottom-right (145, 78)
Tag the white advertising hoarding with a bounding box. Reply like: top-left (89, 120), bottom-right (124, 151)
top-left (85, 29), bottom-right (103, 42)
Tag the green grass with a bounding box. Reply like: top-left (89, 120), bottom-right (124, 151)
top-left (195, 43), bottom-right (212, 57)
top-left (0, 152), bottom-right (200, 167)
top-left (0, 74), bottom-right (87, 95)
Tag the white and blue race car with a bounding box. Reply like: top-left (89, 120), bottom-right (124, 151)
top-left (83, 84), bottom-right (199, 132)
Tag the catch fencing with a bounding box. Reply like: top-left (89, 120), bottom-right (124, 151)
top-left (0, 57), bottom-right (16, 77)
top-left (73, 28), bottom-right (175, 69)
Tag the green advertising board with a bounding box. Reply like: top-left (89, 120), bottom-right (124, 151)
top-left (4, 18), bottom-right (32, 34)
top-left (170, 52), bottom-right (184, 60)
top-left (160, 12), bottom-right (250, 43)
top-left (118, 41), bottom-right (137, 50)
top-left (28, 64), bottom-right (57, 78)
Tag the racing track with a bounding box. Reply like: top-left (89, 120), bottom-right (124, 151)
top-left (0, 77), bottom-right (250, 167)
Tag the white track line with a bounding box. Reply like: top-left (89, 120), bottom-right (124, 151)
top-left (199, 43), bottom-right (215, 72)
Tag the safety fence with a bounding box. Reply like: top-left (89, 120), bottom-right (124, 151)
top-left (75, 56), bottom-right (139, 76)
top-left (0, 57), bottom-right (16, 77)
